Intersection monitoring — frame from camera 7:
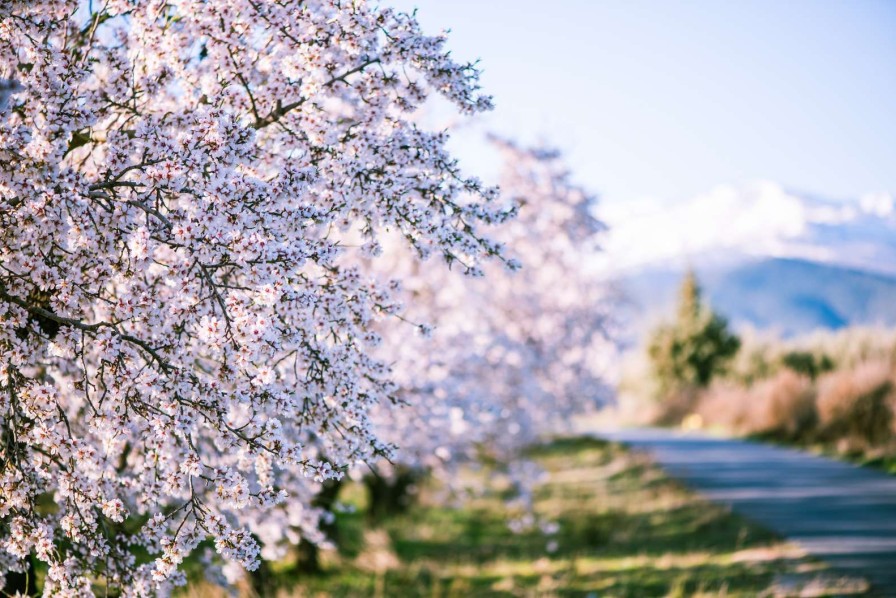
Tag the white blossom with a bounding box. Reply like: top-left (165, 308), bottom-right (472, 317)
top-left (367, 137), bottom-right (616, 530)
top-left (0, 1), bottom-right (505, 593)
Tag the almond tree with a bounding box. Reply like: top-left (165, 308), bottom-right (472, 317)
top-left (0, 1), bottom-right (510, 593)
top-left (367, 137), bottom-right (615, 525)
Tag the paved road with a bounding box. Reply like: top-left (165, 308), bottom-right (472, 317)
top-left (596, 427), bottom-right (896, 594)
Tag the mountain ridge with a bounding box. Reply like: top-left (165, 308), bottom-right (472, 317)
top-left (620, 256), bottom-right (896, 338)
top-left (602, 182), bottom-right (896, 337)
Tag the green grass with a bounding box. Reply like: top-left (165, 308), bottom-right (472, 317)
top-left (185, 437), bottom-right (865, 597)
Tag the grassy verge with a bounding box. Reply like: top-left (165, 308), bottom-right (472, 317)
top-left (184, 437), bottom-right (866, 597)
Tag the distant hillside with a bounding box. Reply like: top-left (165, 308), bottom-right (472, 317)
top-left (621, 258), bottom-right (896, 337)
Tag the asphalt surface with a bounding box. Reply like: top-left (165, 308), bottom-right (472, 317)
top-left (596, 427), bottom-right (896, 594)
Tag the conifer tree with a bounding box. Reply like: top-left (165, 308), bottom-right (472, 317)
top-left (648, 272), bottom-right (740, 395)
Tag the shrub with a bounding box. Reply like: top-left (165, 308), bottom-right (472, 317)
top-left (815, 361), bottom-right (895, 450)
top-left (653, 385), bottom-right (701, 426)
top-left (692, 383), bottom-right (752, 431)
top-left (730, 344), bottom-right (779, 385)
top-left (780, 351), bottom-right (834, 380)
top-left (682, 335), bottom-right (896, 454)
top-left (750, 371), bottom-right (817, 441)
top-left (694, 371), bottom-right (815, 441)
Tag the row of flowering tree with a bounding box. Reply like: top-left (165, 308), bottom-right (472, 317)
top-left (0, 1), bottom-right (613, 595)
top-left (366, 137), bottom-right (614, 524)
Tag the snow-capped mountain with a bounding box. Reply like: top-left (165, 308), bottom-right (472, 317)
top-left (600, 182), bottom-right (896, 336)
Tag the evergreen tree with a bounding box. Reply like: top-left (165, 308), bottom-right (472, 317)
top-left (648, 272), bottom-right (741, 395)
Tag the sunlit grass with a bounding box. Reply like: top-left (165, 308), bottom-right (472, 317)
top-left (183, 437), bottom-right (867, 597)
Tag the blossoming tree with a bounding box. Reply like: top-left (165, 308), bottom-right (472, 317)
top-left (0, 1), bottom-right (512, 594)
top-left (366, 137), bottom-right (615, 524)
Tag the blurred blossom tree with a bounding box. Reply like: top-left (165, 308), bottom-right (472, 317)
top-left (0, 1), bottom-right (512, 594)
top-left (364, 136), bottom-right (616, 528)
top-left (648, 272), bottom-right (740, 399)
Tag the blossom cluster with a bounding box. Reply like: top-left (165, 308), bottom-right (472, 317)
top-left (0, 1), bottom-right (507, 594)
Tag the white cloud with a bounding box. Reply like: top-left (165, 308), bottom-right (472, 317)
top-left (596, 182), bottom-right (896, 275)
top-left (860, 192), bottom-right (895, 218)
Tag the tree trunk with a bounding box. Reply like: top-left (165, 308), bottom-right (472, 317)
top-left (294, 477), bottom-right (344, 574)
top-left (363, 468), bottom-right (419, 523)
top-left (3, 557), bottom-right (38, 596)
top-left (249, 476), bottom-right (344, 591)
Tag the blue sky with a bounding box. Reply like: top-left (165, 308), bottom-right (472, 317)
top-left (389, 0), bottom-right (896, 206)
